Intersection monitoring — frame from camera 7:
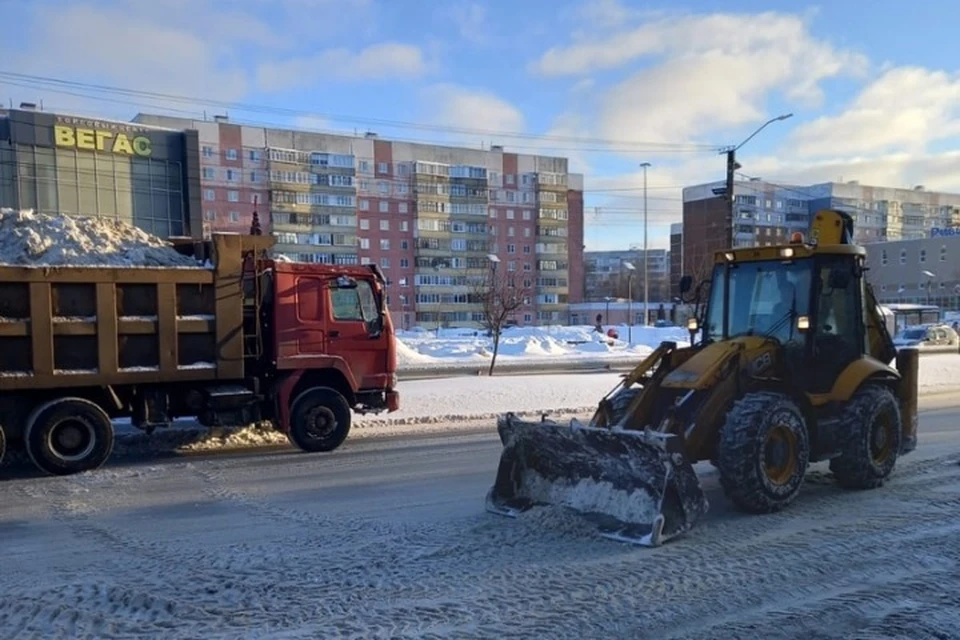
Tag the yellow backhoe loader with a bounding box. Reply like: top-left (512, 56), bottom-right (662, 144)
top-left (485, 209), bottom-right (919, 546)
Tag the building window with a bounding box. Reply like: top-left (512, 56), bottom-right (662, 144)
top-left (229, 211), bottom-right (240, 223)
top-left (359, 219), bottom-right (370, 230)
top-left (359, 238), bottom-right (369, 249)
top-left (248, 150), bottom-right (261, 162)
top-left (226, 149), bottom-right (238, 160)
top-left (399, 202), bottom-right (408, 214)
top-left (379, 201), bottom-right (389, 213)
top-left (380, 239), bottom-right (390, 250)
top-left (881, 249), bottom-right (888, 266)
top-left (378, 162), bottom-right (388, 174)
top-left (899, 249), bottom-right (906, 265)
top-left (400, 221), bottom-right (408, 232)
top-left (202, 167), bottom-right (215, 180)
top-left (920, 249), bottom-right (927, 263)
top-left (228, 191), bottom-right (239, 202)
top-left (941, 245), bottom-right (948, 262)
top-left (204, 189), bottom-right (215, 201)
top-left (226, 169), bottom-right (238, 182)
top-left (202, 146), bottom-right (213, 158)
top-left (380, 257), bottom-right (390, 269)
top-left (204, 210), bottom-right (216, 221)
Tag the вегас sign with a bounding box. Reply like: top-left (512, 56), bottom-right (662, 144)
top-left (54, 124), bottom-right (153, 157)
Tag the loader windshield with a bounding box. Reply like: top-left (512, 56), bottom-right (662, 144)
top-left (704, 258), bottom-right (813, 344)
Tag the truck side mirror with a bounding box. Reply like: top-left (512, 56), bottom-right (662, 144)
top-left (679, 275), bottom-right (693, 294)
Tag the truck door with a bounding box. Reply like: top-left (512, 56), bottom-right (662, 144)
top-left (325, 277), bottom-right (386, 388)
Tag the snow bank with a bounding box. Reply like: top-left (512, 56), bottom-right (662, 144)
top-left (0, 208), bottom-right (205, 268)
top-left (395, 324), bottom-right (690, 370)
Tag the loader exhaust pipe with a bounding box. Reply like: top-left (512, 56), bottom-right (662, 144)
top-left (485, 413), bottom-right (709, 547)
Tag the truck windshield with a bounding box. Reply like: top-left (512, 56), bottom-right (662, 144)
top-left (704, 259), bottom-right (813, 344)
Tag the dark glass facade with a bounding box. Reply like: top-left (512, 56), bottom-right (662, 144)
top-left (0, 109), bottom-right (202, 238)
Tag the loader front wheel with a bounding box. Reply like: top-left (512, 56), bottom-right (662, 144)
top-left (829, 384), bottom-right (901, 490)
top-left (717, 392), bottom-right (810, 514)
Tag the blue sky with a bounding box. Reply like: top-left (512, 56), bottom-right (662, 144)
top-left (3, 0), bottom-right (960, 250)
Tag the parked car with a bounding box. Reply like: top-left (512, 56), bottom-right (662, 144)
top-left (893, 323), bottom-right (960, 353)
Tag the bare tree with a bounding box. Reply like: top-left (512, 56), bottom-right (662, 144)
top-left (472, 267), bottom-right (531, 376)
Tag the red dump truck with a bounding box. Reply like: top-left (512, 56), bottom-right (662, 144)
top-left (0, 233), bottom-right (399, 476)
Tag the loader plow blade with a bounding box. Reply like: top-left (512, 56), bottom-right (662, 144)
top-left (486, 413), bottom-right (709, 547)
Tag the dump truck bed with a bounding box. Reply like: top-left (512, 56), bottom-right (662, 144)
top-left (0, 234), bottom-right (257, 390)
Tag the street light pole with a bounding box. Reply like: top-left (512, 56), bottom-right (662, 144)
top-left (721, 113), bottom-right (793, 248)
top-left (623, 261), bottom-right (636, 343)
top-left (640, 162), bottom-right (651, 326)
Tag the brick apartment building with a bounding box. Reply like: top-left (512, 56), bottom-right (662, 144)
top-left (132, 113), bottom-right (585, 328)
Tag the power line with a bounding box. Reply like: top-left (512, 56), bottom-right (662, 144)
top-left (0, 71), bottom-right (722, 152)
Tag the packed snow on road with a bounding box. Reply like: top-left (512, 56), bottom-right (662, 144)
top-left (2, 398), bottom-right (960, 639)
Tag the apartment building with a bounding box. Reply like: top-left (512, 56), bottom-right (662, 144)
top-left (864, 234), bottom-right (960, 309)
top-left (583, 249), bottom-right (671, 305)
top-left (133, 113), bottom-right (585, 328)
top-left (681, 178), bottom-right (960, 284)
top-left (669, 222), bottom-right (682, 298)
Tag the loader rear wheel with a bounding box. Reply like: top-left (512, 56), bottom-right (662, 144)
top-left (24, 398), bottom-right (115, 476)
top-left (829, 384), bottom-right (901, 490)
top-left (288, 387), bottom-right (352, 453)
top-left (716, 391), bottom-right (810, 514)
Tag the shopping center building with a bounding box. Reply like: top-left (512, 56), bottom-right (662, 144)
top-left (0, 106), bottom-right (202, 238)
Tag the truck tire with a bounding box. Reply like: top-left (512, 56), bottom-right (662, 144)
top-left (716, 391), bottom-right (810, 514)
top-left (288, 387), bottom-right (352, 453)
top-left (24, 398), bottom-right (115, 476)
top-left (829, 383), bottom-right (902, 490)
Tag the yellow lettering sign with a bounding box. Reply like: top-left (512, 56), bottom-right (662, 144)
top-left (53, 125), bottom-right (153, 157)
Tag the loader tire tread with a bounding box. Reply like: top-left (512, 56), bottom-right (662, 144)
top-left (608, 387), bottom-right (642, 427)
top-left (829, 383), bottom-right (901, 490)
top-left (717, 391), bottom-right (810, 514)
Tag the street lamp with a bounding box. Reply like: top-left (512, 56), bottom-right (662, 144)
top-left (623, 261), bottom-right (636, 343)
top-left (922, 270), bottom-right (936, 305)
top-left (487, 253), bottom-right (500, 276)
top-left (603, 296), bottom-right (614, 327)
top-left (721, 113), bottom-right (793, 247)
top-left (639, 162), bottom-right (651, 326)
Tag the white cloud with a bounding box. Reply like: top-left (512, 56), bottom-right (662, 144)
top-left (256, 43), bottom-right (430, 92)
top-left (418, 84), bottom-right (526, 146)
top-left (0, 0), bottom-right (400, 119)
top-left (446, 2), bottom-right (490, 46)
top-left (531, 11), bottom-right (866, 148)
top-left (787, 67), bottom-right (960, 158)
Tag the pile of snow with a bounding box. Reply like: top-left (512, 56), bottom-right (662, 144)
top-left (0, 208), bottom-right (205, 268)
top-left (396, 324), bottom-right (691, 370)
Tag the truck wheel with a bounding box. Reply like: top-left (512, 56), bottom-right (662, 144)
top-left (288, 387), bottom-right (352, 453)
top-left (716, 391), bottom-right (810, 514)
top-left (24, 398), bottom-right (115, 476)
top-left (829, 384), bottom-right (901, 490)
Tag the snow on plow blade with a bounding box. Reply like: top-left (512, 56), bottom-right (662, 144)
top-left (485, 413), bottom-right (709, 547)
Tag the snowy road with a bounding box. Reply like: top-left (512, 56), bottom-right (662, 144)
top-left (3, 396), bottom-right (960, 639)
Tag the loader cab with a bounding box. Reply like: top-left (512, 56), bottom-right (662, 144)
top-left (700, 249), bottom-right (868, 392)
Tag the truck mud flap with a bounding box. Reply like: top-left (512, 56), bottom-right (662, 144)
top-left (485, 412), bottom-right (709, 547)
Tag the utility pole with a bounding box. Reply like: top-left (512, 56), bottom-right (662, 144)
top-left (720, 113), bottom-right (793, 248)
top-left (640, 162), bottom-right (651, 326)
top-left (724, 149), bottom-right (739, 247)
